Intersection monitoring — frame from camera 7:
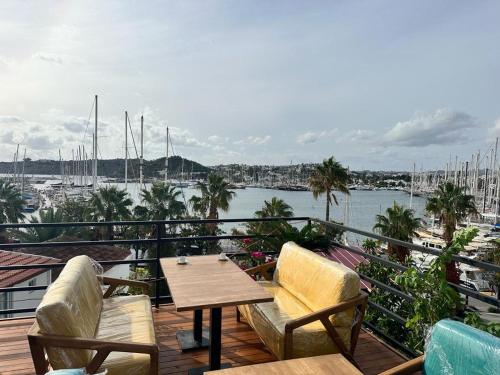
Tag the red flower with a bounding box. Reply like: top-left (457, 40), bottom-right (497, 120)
top-left (242, 238), bottom-right (252, 245)
top-left (251, 251), bottom-right (264, 259)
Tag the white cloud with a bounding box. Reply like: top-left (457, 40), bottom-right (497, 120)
top-left (32, 52), bottom-right (63, 65)
top-left (489, 118), bottom-right (500, 138)
top-left (207, 135), bottom-right (228, 144)
top-left (296, 129), bottom-right (338, 144)
top-left (383, 108), bottom-right (477, 147)
top-left (234, 135), bottom-right (271, 146)
top-left (296, 132), bottom-right (319, 144)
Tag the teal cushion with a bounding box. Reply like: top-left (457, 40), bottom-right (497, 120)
top-left (424, 319), bottom-right (500, 375)
top-left (45, 370), bottom-right (85, 375)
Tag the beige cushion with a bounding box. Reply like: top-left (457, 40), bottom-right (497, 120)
top-left (96, 295), bottom-right (156, 375)
top-left (36, 255), bottom-right (103, 369)
top-left (239, 281), bottom-right (351, 360)
top-left (274, 242), bottom-right (360, 326)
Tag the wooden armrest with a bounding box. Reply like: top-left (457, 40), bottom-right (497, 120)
top-left (282, 292), bottom-right (368, 361)
top-left (28, 330), bottom-right (158, 374)
top-left (285, 292), bottom-right (368, 330)
top-left (245, 261), bottom-right (277, 280)
top-left (98, 276), bottom-right (150, 298)
top-left (379, 355), bottom-right (424, 375)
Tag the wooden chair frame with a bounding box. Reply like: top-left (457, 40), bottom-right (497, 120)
top-left (379, 355), bottom-right (424, 375)
top-left (28, 277), bottom-right (159, 375)
top-left (239, 261), bottom-right (368, 361)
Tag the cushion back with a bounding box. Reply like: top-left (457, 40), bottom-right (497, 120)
top-left (36, 255), bottom-right (103, 369)
top-left (424, 319), bottom-right (500, 375)
top-left (274, 242), bottom-right (360, 326)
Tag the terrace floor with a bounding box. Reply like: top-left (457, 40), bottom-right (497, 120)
top-left (0, 304), bottom-right (406, 375)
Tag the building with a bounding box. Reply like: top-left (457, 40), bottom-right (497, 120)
top-left (0, 250), bottom-right (60, 318)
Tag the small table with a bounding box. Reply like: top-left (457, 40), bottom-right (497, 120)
top-left (204, 354), bottom-right (363, 374)
top-left (161, 255), bottom-right (273, 374)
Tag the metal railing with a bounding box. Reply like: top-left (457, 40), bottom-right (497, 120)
top-left (0, 217), bottom-right (309, 315)
top-left (0, 216), bottom-right (498, 356)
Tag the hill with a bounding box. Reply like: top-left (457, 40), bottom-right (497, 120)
top-left (0, 156), bottom-right (210, 179)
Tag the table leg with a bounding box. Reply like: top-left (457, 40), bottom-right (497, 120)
top-left (209, 307), bottom-right (222, 370)
top-left (176, 309), bottom-right (209, 351)
top-left (188, 307), bottom-right (231, 375)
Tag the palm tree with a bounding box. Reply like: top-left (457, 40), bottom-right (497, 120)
top-left (190, 174), bottom-right (235, 225)
top-left (138, 182), bottom-right (186, 257)
top-left (89, 186), bottom-right (133, 239)
top-left (426, 182), bottom-right (477, 282)
top-left (308, 157), bottom-right (350, 221)
top-left (255, 197), bottom-right (293, 218)
top-left (21, 208), bottom-right (65, 242)
top-left (373, 202), bottom-right (421, 263)
top-left (0, 180), bottom-right (25, 242)
top-left (140, 182), bottom-right (186, 220)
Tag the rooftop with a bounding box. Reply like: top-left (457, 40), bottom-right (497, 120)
top-left (0, 250), bottom-right (59, 288)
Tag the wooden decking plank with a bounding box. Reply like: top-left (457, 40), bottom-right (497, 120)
top-left (0, 304), bottom-right (406, 374)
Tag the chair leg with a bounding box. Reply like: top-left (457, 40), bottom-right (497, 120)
top-left (236, 306), bottom-right (241, 322)
top-left (149, 346), bottom-right (159, 375)
top-left (28, 336), bottom-right (49, 375)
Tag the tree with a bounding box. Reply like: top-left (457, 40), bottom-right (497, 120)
top-left (255, 197), bottom-right (293, 218)
top-left (0, 180), bottom-right (25, 242)
top-left (139, 182), bottom-right (186, 221)
top-left (308, 157), bottom-right (350, 221)
top-left (373, 202), bottom-right (421, 263)
top-left (88, 186), bottom-right (133, 239)
top-left (426, 182), bottom-right (477, 282)
top-left (190, 174), bottom-right (235, 220)
top-left (21, 208), bottom-right (65, 242)
top-left (137, 182), bottom-right (187, 256)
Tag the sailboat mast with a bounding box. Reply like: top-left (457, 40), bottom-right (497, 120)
top-left (140, 115), bottom-right (144, 187)
top-left (21, 148), bottom-right (26, 197)
top-left (409, 162), bottom-right (415, 209)
top-left (165, 126), bottom-right (169, 183)
top-left (93, 95), bottom-right (98, 191)
top-left (124, 111), bottom-right (128, 189)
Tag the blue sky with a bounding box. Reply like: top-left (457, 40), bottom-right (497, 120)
top-left (0, 0), bottom-right (499, 170)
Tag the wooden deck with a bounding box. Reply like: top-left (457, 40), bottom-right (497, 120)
top-left (0, 304), bottom-right (406, 375)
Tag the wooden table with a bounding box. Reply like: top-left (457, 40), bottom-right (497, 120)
top-left (161, 255), bottom-right (273, 374)
top-left (205, 354), bottom-right (363, 374)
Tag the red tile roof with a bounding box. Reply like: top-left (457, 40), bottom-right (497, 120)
top-left (319, 245), bottom-right (371, 290)
top-left (0, 250), bottom-right (60, 288)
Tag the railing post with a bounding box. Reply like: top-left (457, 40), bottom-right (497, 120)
top-left (155, 223), bottom-right (161, 309)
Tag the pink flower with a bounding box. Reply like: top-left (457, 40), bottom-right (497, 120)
top-left (251, 251), bottom-right (264, 259)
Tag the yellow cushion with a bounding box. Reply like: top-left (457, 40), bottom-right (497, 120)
top-left (36, 255), bottom-right (103, 369)
top-left (274, 242), bottom-right (360, 326)
top-left (239, 281), bottom-right (351, 359)
top-left (96, 295), bottom-right (156, 375)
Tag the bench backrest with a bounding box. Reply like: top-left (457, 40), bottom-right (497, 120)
top-left (424, 319), bottom-right (500, 375)
top-left (36, 255), bottom-right (103, 369)
top-left (274, 242), bottom-right (360, 327)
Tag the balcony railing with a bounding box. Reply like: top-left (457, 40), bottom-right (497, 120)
top-left (0, 217), bottom-right (498, 357)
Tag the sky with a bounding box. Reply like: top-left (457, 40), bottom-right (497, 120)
top-left (0, 0), bottom-right (499, 171)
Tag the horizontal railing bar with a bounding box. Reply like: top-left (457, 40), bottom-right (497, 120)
top-left (367, 300), bottom-right (407, 325)
top-left (315, 219), bottom-right (500, 273)
top-left (0, 238), bottom-right (156, 249)
top-left (0, 233), bottom-right (271, 250)
top-left (0, 216), bottom-right (310, 229)
top-left (332, 242), bottom-right (500, 307)
top-left (0, 258), bottom-right (156, 271)
top-left (358, 273), bottom-right (415, 301)
top-left (0, 285), bottom-right (48, 293)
